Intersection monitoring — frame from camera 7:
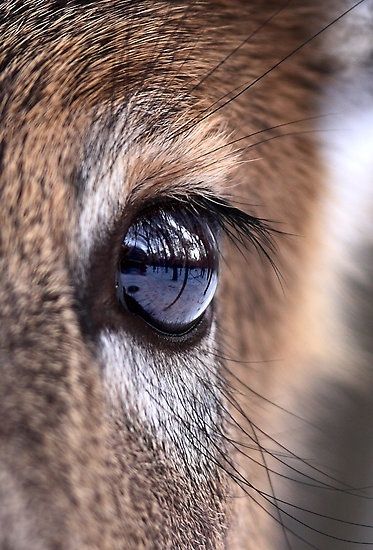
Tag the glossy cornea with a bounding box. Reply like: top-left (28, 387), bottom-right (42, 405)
top-left (116, 205), bottom-right (219, 335)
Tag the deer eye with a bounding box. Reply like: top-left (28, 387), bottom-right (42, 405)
top-left (116, 204), bottom-right (219, 335)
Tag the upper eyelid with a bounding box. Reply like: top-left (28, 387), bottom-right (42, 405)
top-left (121, 192), bottom-right (279, 270)
top-left (76, 103), bottom-right (238, 266)
top-left (187, 194), bottom-right (281, 276)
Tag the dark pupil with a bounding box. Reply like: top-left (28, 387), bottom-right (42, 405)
top-left (116, 206), bottom-right (219, 334)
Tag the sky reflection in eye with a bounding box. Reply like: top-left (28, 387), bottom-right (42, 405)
top-left (116, 207), bottom-right (219, 334)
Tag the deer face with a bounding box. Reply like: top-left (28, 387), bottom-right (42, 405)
top-left (0, 2), bottom-right (372, 549)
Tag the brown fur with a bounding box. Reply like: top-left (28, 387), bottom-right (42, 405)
top-left (0, 1), bottom-right (371, 549)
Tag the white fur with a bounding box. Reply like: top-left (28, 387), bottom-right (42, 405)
top-left (322, 106), bottom-right (373, 278)
top-left (74, 105), bottom-right (230, 472)
top-left (100, 324), bottom-right (221, 472)
top-left (315, 33), bottom-right (373, 381)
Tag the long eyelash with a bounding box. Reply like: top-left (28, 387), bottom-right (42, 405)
top-left (188, 194), bottom-right (283, 281)
top-left (133, 193), bottom-right (281, 279)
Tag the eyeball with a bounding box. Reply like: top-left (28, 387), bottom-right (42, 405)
top-left (116, 204), bottom-right (219, 335)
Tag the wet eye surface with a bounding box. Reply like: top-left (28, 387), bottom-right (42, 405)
top-left (116, 204), bottom-right (219, 335)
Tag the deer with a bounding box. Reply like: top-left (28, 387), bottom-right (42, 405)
top-left (0, 1), bottom-right (372, 548)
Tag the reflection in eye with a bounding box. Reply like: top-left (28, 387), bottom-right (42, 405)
top-left (116, 205), bottom-right (219, 335)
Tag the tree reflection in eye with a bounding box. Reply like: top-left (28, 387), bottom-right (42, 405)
top-left (116, 205), bottom-right (219, 335)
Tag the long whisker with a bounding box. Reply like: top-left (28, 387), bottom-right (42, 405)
top-left (170, 0), bottom-right (366, 139)
top-left (194, 347), bottom-right (373, 498)
top-left (142, 368), bottom-right (373, 545)
top-left (188, 0), bottom-right (292, 96)
top-left (139, 372), bottom-right (320, 548)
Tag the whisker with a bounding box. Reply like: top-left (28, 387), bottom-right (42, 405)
top-left (140, 374), bottom-right (320, 548)
top-left (187, 1), bottom-right (292, 96)
top-left (194, 349), bottom-right (373, 498)
top-left (232, 128), bottom-right (346, 156)
top-left (171, 0), bottom-right (366, 139)
top-left (195, 113), bottom-right (338, 159)
top-left (145, 372), bottom-right (373, 546)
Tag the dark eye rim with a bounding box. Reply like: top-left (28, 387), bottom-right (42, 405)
top-left (116, 286), bottom-right (212, 338)
top-left (81, 192), bottom-right (277, 350)
top-left (80, 197), bottom-right (221, 353)
top-left (116, 299), bottom-right (215, 347)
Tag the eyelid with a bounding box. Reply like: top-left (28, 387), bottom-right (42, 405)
top-left (120, 192), bottom-right (279, 271)
top-left (175, 194), bottom-right (279, 267)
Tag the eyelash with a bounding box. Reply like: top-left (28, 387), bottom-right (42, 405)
top-left (174, 194), bottom-right (280, 274)
top-left (81, 194), bottom-right (279, 343)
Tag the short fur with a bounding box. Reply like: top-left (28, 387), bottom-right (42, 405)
top-left (0, 1), bottom-right (372, 549)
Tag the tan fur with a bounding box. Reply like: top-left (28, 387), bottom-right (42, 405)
top-left (0, 1), bottom-right (371, 549)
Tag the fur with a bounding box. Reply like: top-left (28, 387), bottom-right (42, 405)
top-left (0, 1), bottom-right (372, 549)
